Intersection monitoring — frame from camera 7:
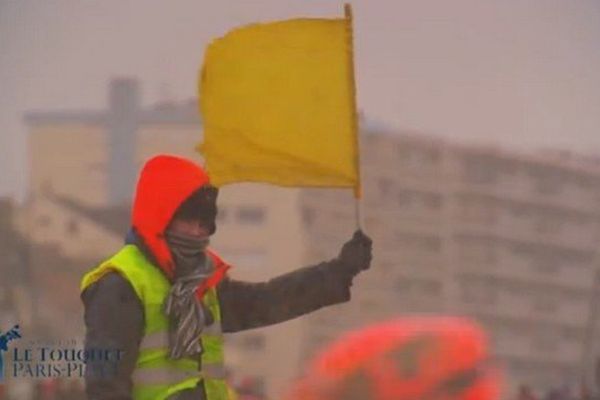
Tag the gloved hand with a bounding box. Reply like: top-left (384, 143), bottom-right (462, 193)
top-left (337, 230), bottom-right (373, 276)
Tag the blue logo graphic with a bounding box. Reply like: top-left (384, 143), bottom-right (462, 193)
top-left (0, 325), bottom-right (22, 380)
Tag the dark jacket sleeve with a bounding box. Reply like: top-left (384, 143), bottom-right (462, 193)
top-left (81, 272), bottom-right (144, 400)
top-left (218, 258), bottom-right (353, 333)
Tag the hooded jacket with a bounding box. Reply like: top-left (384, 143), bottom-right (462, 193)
top-left (81, 155), bottom-right (356, 400)
top-left (131, 154), bottom-right (229, 294)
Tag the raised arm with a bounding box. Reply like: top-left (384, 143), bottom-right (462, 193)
top-left (219, 230), bottom-right (372, 333)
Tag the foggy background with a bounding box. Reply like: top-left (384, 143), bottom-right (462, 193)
top-left (2, 0), bottom-right (600, 199)
top-left (2, 1), bottom-right (600, 400)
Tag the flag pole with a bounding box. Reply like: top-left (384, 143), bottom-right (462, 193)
top-left (345, 3), bottom-right (364, 231)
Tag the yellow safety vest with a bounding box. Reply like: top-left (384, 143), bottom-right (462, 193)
top-left (81, 245), bottom-right (231, 400)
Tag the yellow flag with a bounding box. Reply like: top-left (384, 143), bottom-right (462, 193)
top-left (197, 6), bottom-right (360, 196)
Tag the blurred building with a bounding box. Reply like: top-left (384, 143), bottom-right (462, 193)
top-left (22, 78), bottom-right (202, 339)
top-left (0, 198), bottom-right (33, 330)
top-left (299, 130), bottom-right (600, 397)
top-left (22, 78), bottom-right (600, 398)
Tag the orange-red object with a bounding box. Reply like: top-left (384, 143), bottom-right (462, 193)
top-left (287, 317), bottom-right (500, 400)
top-left (132, 155), bottom-right (230, 295)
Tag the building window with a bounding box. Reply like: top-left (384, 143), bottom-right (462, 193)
top-left (533, 335), bottom-right (558, 352)
top-left (423, 193), bottom-right (442, 209)
top-left (378, 261), bottom-right (395, 270)
top-left (240, 334), bottom-right (266, 351)
top-left (562, 327), bottom-right (581, 341)
top-left (236, 207), bottom-right (265, 225)
top-left (360, 298), bottom-right (378, 310)
top-left (533, 215), bottom-right (562, 235)
top-left (399, 145), bottom-right (441, 168)
top-left (309, 333), bottom-right (333, 352)
top-left (396, 277), bottom-right (442, 296)
top-left (510, 243), bottom-right (531, 257)
top-left (533, 297), bottom-right (558, 313)
top-left (533, 174), bottom-right (563, 195)
top-left (302, 207), bottom-right (316, 226)
top-left (460, 278), bottom-right (497, 305)
top-left (395, 232), bottom-right (441, 254)
top-left (419, 280), bottom-right (442, 295)
top-left (463, 158), bottom-right (499, 184)
top-left (458, 239), bottom-right (497, 264)
top-left (378, 178), bottom-right (393, 198)
top-left (36, 215), bottom-right (51, 227)
top-left (398, 190), bottom-right (413, 207)
top-left (396, 278), bottom-right (412, 292)
top-left (41, 180), bottom-right (54, 194)
top-left (399, 190), bottom-right (441, 211)
top-left (66, 219), bottom-right (79, 236)
top-left (532, 257), bottom-right (560, 274)
top-left (460, 197), bottom-right (497, 224)
top-left (508, 204), bottom-right (528, 219)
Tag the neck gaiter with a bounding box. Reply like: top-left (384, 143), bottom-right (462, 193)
top-left (163, 230), bottom-right (214, 359)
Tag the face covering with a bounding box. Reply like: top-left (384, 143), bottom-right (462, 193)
top-left (163, 230), bottom-right (215, 359)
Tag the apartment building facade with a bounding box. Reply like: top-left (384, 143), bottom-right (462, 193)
top-left (299, 131), bottom-right (600, 395)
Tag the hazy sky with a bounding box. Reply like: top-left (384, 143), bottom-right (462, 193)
top-left (1, 0), bottom-right (600, 200)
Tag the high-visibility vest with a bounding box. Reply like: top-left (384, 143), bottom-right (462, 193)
top-left (81, 245), bottom-right (231, 400)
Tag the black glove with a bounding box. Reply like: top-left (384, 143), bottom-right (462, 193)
top-left (337, 230), bottom-right (373, 276)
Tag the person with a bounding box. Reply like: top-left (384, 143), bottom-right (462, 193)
top-left (80, 154), bottom-right (373, 400)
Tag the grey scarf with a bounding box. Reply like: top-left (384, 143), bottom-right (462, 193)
top-left (163, 231), bottom-right (214, 359)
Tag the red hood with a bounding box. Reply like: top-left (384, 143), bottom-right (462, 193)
top-left (132, 154), bottom-right (229, 290)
